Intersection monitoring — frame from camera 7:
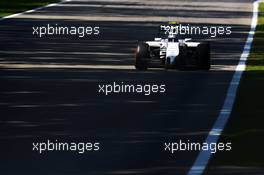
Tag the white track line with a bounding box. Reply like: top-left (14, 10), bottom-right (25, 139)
top-left (187, 0), bottom-right (261, 175)
top-left (0, 0), bottom-right (71, 21)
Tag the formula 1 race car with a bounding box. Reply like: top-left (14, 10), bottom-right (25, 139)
top-left (135, 23), bottom-right (211, 70)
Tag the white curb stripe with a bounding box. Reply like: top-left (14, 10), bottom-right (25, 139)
top-left (187, 0), bottom-right (261, 174)
top-left (0, 0), bottom-right (71, 21)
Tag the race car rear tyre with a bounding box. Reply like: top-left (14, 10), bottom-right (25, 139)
top-left (135, 43), bottom-right (150, 70)
top-left (165, 57), bottom-right (171, 69)
top-left (197, 42), bottom-right (211, 70)
top-left (176, 45), bottom-right (187, 70)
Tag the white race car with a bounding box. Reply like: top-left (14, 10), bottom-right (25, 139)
top-left (135, 24), bottom-right (211, 70)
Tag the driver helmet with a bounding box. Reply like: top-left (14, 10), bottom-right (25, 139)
top-left (168, 32), bottom-right (176, 42)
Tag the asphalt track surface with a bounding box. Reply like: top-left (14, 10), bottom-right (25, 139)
top-left (0, 0), bottom-right (254, 175)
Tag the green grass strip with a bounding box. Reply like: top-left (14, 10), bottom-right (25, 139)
top-left (0, 0), bottom-right (58, 18)
top-left (210, 2), bottom-right (264, 167)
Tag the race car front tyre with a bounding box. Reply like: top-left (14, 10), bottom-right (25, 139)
top-left (197, 42), bottom-right (211, 70)
top-left (135, 43), bottom-right (150, 70)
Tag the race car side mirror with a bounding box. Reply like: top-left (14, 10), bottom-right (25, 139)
top-left (154, 38), bottom-right (162, 41)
